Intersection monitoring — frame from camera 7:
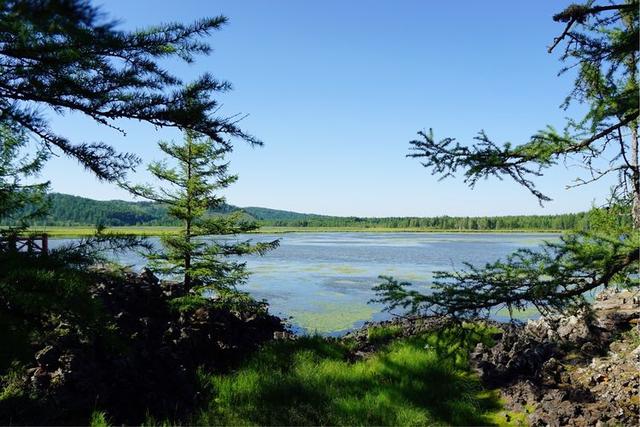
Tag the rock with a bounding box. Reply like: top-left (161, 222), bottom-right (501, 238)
top-left (524, 317), bottom-right (555, 341)
top-left (470, 342), bottom-right (486, 361)
top-left (490, 289), bottom-right (640, 427)
top-left (631, 344), bottom-right (640, 367)
top-left (273, 331), bottom-right (296, 340)
top-left (580, 341), bottom-right (598, 355)
top-left (470, 322), bottom-right (560, 388)
top-left (11, 268), bottom-right (286, 426)
top-left (139, 267), bottom-right (159, 285)
top-left (556, 313), bottom-right (592, 343)
top-left (35, 345), bottom-right (60, 369)
top-left (161, 280), bottom-right (185, 298)
top-left (541, 357), bottom-right (564, 386)
top-left (30, 367), bottom-right (51, 389)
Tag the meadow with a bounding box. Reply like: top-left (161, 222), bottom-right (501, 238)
top-left (24, 225), bottom-right (565, 237)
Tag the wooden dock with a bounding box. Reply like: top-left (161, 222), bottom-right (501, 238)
top-left (0, 234), bottom-right (49, 255)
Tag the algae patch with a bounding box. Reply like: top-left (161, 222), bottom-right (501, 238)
top-left (289, 303), bottom-right (377, 334)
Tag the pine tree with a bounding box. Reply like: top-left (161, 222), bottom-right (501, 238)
top-left (0, 122), bottom-right (49, 231)
top-left (123, 131), bottom-right (278, 299)
top-left (374, 1), bottom-right (639, 319)
top-left (0, 0), bottom-right (260, 182)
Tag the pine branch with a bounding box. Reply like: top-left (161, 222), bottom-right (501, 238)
top-left (0, 0), bottom-right (260, 181)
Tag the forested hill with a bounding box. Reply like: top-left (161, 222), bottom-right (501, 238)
top-left (3, 193), bottom-right (330, 227)
top-left (3, 192), bottom-right (589, 231)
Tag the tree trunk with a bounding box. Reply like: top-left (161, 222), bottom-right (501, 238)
top-left (625, 33), bottom-right (639, 230)
top-left (184, 252), bottom-right (192, 291)
top-left (184, 138), bottom-right (193, 292)
top-left (631, 124), bottom-right (640, 229)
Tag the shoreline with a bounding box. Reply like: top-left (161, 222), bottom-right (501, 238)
top-left (17, 225), bottom-right (565, 237)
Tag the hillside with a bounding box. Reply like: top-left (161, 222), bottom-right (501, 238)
top-left (0, 193), bottom-right (591, 231)
top-left (0, 193), bottom-right (321, 227)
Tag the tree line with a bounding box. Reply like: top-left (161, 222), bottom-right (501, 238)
top-left (263, 213), bottom-right (592, 230)
top-left (0, 192), bottom-right (602, 231)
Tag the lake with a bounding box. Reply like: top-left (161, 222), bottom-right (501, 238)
top-left (50, 232), bottom-right (557, 335)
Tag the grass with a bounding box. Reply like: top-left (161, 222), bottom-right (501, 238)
top-left (187, 325), bottom-right (523, 426)
top-left (3, 320), bottom-right (529, 426)
top-left (621, 327), bottom-right (640, 347)
top-left (18, 225), bottom-right (563, 237)
top-left (22, 226), bottom-right (181, 237)
top-left (89, 411), bottom-right (110, 427)
top-left (485, 401), bottom-right (534, 427)
top-left (366, 324), bottom-right (404, 344)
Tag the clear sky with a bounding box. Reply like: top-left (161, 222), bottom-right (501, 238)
top-left (41, 0), bottom-right (615, 217)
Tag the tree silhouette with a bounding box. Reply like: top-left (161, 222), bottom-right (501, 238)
top-left (0, 0), bottom-right (260, 181)
top-left (122, 131), bottom-right (278, 297)
top-left (374, 1), bottom-right (639, 319)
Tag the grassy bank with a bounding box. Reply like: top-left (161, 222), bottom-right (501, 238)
top-left (140, 325), bottom-right (526, 426)
top-left (21, 225), bottom-right (563, 237)
top-left (23, 226), bottom-right (181, 237)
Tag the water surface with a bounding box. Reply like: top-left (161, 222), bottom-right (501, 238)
top-left (50, 232), bottom-right (557, 334)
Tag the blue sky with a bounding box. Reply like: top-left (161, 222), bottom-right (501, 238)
top-left (41, 0), bottom-right (614, 216)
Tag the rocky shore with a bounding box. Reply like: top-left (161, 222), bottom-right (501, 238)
top-left (473, 289), bottom-right (639, 426)
top-left (342, 290), bottom-right (639, 426)
top-left (0, 268), bottom-right (284, 425)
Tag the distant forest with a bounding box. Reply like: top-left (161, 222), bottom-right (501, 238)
top-left (0, 193), bottom-right (592, 231)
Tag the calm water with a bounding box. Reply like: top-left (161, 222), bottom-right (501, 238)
top-left (50, 232), bottom-right (557, 335)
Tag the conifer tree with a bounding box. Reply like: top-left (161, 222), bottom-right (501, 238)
top-left (0, 0), bottom-right (260, 182)
top-left (374, 1), bottom-right (639, 319)
top-left (123, 131), bottom-right (278, 297)
top-left (0, 122), bottom-right (49, 230)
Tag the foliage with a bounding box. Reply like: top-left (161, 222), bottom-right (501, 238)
top-left (366, 324), bottom-right (403, 344)
top-left (0, 0), bottom-right (259, 182)
top-left (257, 212), bottom-right (593, 231)
top-left (0, 124), bottom-right (109, 373)
top-left (0, 123), bottom-right (49, 231)
top-left (0, 2), bottom-right (272, 425)
top-left (375, 1), bottom-right (640, 319)
top-left (89, 411), bottom-right (111, 427)
top-left (374, 208), bottom-right (639, 319)
top-left (33, 193), bottom-right (180, 227)
top-left (407, 1), bottom-right (638, 214)
top-left (1, 249), bottom-right (96, 369)
top-left (0, 224), bottom-right (147, 368)
top-left (1, 192), bottom-right (605, 231)
top-left (193, 327), bottom-right (504, 426)
top-left (122, 131), bottom-right (278, 294)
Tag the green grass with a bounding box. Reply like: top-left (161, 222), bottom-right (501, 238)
top-left (22, 226), bottom-right (181, 237)
top-left (89, 411), bottom-right (110, 427)
top-left (17, 225), bottom-right (563, 237)
top-left (486, 402), bottom-right (535, 427)
top-left (626, 327), bottom-right (640, 344)
top-left (366, 324), bottom-right (404, 344)
top-left (191, 325), bottom-right (519, 426)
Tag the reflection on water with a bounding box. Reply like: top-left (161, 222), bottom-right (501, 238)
top-left (49, 232), bottom-right (557, 335)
